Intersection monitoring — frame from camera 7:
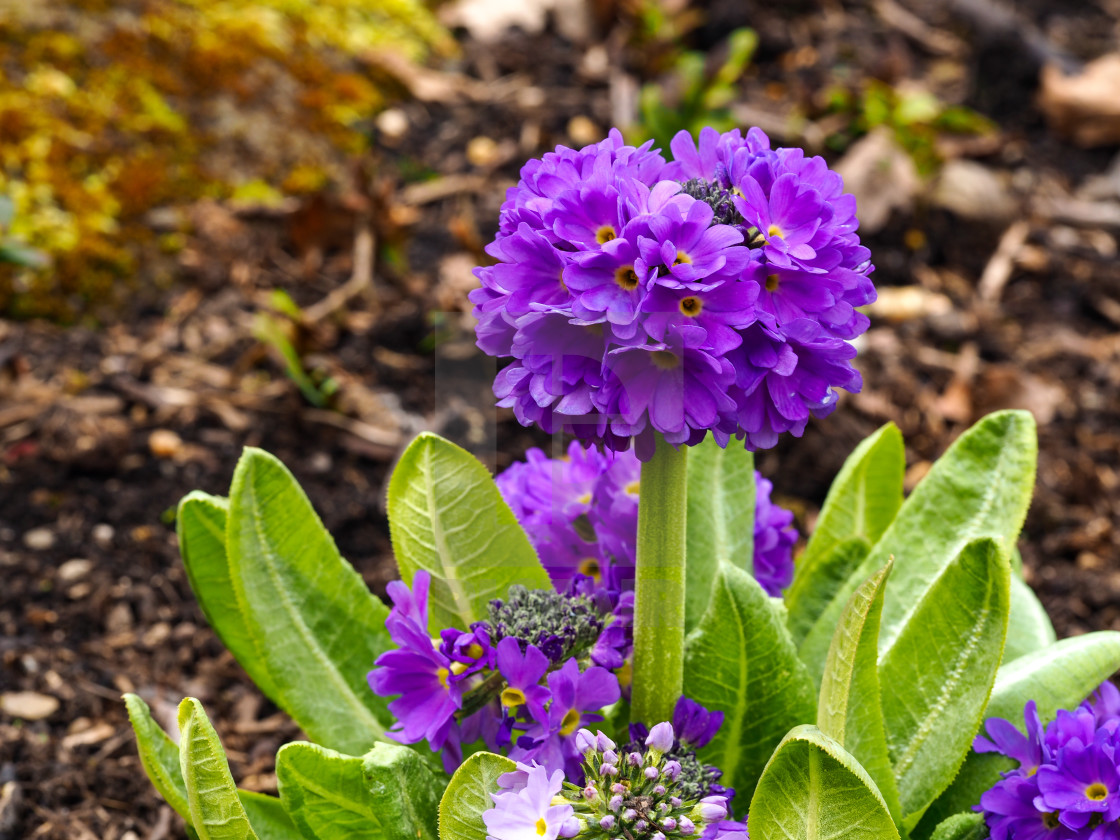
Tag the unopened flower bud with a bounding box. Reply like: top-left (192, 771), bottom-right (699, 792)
top-left (583, 785), bottom-right (597, 801)
top-left (600, 816), bottom-right (616, 831)
top-left (695, 796), bottom-right (729, 823)
top-left (603, 750), bottom-right (619, 765)
top-left (609, 795), bottom-right (623, 812)
top-left (601, 764), bottom-right (619, 777)
top-left (646, 722), bottom-right (675, 755)
top-left (623, 809), bottom-right (638, 822)
top-left (597, 732), bottom-right (617, 751)
top-left (560, 817), bottom-right (582, 838)
top-left (663, 760), bottom-right (682, 781)
top-left (679, 817), bottom-right (696, 835)
top-left (628, 752), bottom-right (643, 767)
top-left (644, 766), bottom-right (659, 780)
top-left (663, 817), bottom-right (678, 831)
top-left (575, 729), bottom-right (597, 755)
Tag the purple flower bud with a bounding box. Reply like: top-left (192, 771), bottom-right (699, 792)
top-left (609, 795), bottom-right (623, 812)
top-left (623, 809), bottom-right (638, 822)
top-left (679, 817), bottom-right (696, 835)
top-left (635, 821), bottom-right (648, 833)
top-left (575, 729), bottom-right (597, 754)
top-left (611, 783), bottom-right (625, 795)
top-left (663, 817), bottom-right (678, 831)
top-left (670, 797), bottom-right (682, 808)
top-left (583, 785), bottom-right (597, 801)
top-left (600, 816), bottom-right (616, 831)
top-left (663, 760), bottom-right (682, 781)
top-left (644, 766), bottom-right (659, 780)
top-left (601, 764), bottom-right (619, 777)
top-left (657, 800), bottom-right (669, 811)
top-left (603, 750), bottom-right (619, 765)
top-left (653, 833), bottom-right (666, 840)
top-left (695, 796), bottom-right (728, 822)
top-left (646, 722), bottom-right (676, 754)
top-left (597, 732), bottom-right (617, 751)
top-left (560, 817), bottom-right (582, 838)
top-left (628, 752), bottom-right (643, 767)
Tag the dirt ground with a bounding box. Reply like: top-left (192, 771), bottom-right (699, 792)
top-left (4, 1), bottom-right (1120, 837)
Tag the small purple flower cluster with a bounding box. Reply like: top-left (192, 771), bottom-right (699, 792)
top-left (482, 715), bottom-right (748, 840)
top-left (975, 682), bottom-right (1120, 840)
top-left (495, 440), bottom-right (797, 597)
top-left (369, 570), bottom-right (622, 776)
top-left (472, 126), bottom-right (873, 459)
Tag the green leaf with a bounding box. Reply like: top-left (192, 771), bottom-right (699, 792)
top-left (178, 698), bottom-right (259, 840)
top-left (438, 752), bottom-right (517, 840)
top-left (277, 742), bottom-right (443, 840)
top-left (748, 725), bottom-right (900, 840)
top-left (817, 562), bottom-right (902, 822)
top-left (798, 411), bottom-right (1036, 688)
top-left (124, 693), bottom-right (192, 823)
top-left (913, 632), bottom-right (1120, 839)
top-left (1003, 575), bottom-right (1056, 664)
top-left (387, 432), bottom-right (551, 631)
top-left (929, 813), bottom-right (987, 840)
top-left (684, 564), bottom-right (817, 807)
top-left (226, 448), bottom-right (392, 754)
top-left (178, 493), bottom-right (278, 699)
top-left (238, 792), bottom-right (301, 840)
top-left (685, 436), bottom-right (755, 632)
top-left (792, 537), bottom-right (872, 681)
top-left (787, 423), bottom-right (904, 647)
top-left (879, 538), bottom-right (1011, 828)
top-left (124, 695), bottom-right (298, 840)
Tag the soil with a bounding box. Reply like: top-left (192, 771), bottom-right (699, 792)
top-left (3, 2), bottom-right (1120, 838)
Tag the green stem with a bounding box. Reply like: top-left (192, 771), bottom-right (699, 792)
top-left (630, 434), bottom-right (689, 726)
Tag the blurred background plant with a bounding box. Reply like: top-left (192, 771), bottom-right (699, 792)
top-left (0, 0), bottom-right (451, 322)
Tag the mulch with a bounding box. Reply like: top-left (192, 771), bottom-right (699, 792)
top-left (3, 3), bottom-right (1120, 837)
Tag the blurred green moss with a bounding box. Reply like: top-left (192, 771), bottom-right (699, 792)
top-left (0, 0), bottom-right (452, 322)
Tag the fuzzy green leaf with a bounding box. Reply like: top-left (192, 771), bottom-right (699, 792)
top-left (277, 742), bottom-right (442, 840)
top-left (237, 792), bottom-right (300, 840)
top-left (787, 423), bottom-right (904, 647)
top-left (748, 725), bottom-right (900, 840)
top-left (684, 564), bottom-right (817, 808)
top-left (817, 561), bottom-right (902, 822)
top-left (178, 492), bottom-right (278, 699)
top-left (1003, 575), bottom-right (1057, 664)
top-left (438, 752), bottom-right (517, 840)
top-left (684, 436), bottom-right (755, 632)
top-left (914, 632), bottom-right (1120, 839)
top-left (178, 698), bottom-right (259, 840)
top-left (929, 813), bottom-right (987, 840)
top-left (387, 433), bottom-right (551, 632)
top-left (225, 448), bottom-right (392, 754)
top-left (879, 538), bottom-right (1011, 828)
top-left (798, 411), bottom-right (1036, 691)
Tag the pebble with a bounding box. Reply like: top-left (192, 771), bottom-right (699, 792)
top-left (0, 691), bottom-right (59, 720)
top-left (149, 429), bottom-right (183, 459)
top-left (22, 528), bottom-right (55, 551)
top-left (92, 523), bottom-right (115, 548)
top-left (57, 558), bottom-right (92, 583)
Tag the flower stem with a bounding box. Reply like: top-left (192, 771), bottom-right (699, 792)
top-left (631, 434), bottom-right (688, 726)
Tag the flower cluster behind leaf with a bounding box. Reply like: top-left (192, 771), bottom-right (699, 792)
top-left (495, 440), bottom-right (797, 597)
top-left (482, 717), bottom-right (748, 840)
top-left (471, 126), bottom-right (874, 459)
top-left (975, 682), bottom-right (1120, 840)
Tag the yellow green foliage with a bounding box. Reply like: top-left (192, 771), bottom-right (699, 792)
top-left (0, 0), bottom-right (451, 321)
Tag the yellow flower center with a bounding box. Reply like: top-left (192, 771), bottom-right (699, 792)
top-left (437, 667), bottom-right (451, 689)
top-left (559, 708), bottom-right (581, 736)
top-left (536, 818), bottom-right (549, 836)
top-left (678, 296), bottom-right (702, 317)
top-left (466, 643), bottom-right (484, 659)
top-left (595, 224), bottom-right (617, 244)
top-left (766, 273), bottom-right (780, 292)
top-left (1042, 813), bottom-right (1061, 830)
top-left (625, 480), bottom-right (640, 495)
top-left (450, 661), bottom-right (470, 675)
top-left (651, 350), bottom-right (680, 370)
top-left (577, 491), bottom-right (592, 505)
top-left (500, 687), bottom-right (527, 709)
top-left (673, 250), bottom-right (692, 266)
top-left (1086, 783), bottom-right (1110, 801)
top-left (767, 223), bottom-right (784, 240)
top-left (614, 266), bottom-right (640, 291)
top-left (578, 557), bottom-right (601, 582)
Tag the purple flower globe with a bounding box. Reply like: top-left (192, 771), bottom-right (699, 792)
top-left (471, 127), bottom-right (873, 459)
top-left (974, 682), bottom-right (1120, 840)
